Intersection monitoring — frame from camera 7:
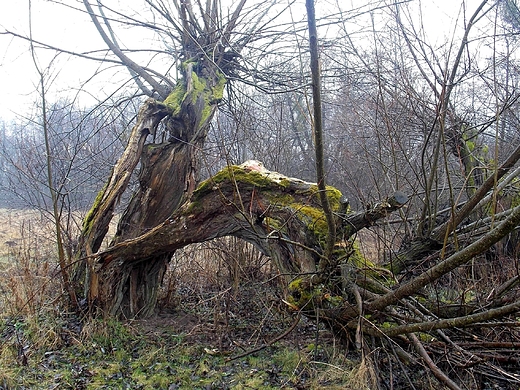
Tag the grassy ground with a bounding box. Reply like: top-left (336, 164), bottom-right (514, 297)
top-left (0, 209), bottom-right (372, 389)
top-left (0, 286), bottom-right (370, 389)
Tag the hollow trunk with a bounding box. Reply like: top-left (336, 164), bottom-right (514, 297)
top-left (74, 63), bottom-right (225, 317)
top-left (103, 142), bottom-right (198, 317)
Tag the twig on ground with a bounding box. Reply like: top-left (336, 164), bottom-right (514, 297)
top-left (226, 312), bottom-right (301, 362)
top-left (409, 333), bottom-right (462, 390)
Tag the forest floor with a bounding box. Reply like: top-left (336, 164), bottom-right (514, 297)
top-left (0, 209), bottom-right (518, 389)
top-left (0, 208), bottom-right (373, 389)
top-left (0, 286), bottom-right (371, 389)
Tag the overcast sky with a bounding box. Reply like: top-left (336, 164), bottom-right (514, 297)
top-left (0, 0), bottom-right (489, 121)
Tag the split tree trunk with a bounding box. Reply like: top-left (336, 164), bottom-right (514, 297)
top-left (74, 62), bottom-right (225, 317)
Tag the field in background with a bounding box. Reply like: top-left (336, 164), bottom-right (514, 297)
top-left (0, 208), bottom-right (120, 265)
top-left (0, 209), bottom-right (57, 264)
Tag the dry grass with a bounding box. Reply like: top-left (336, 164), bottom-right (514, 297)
top-left (0, 208), bottom-right (89, 316)
top-left (0, 209), bottom-right (57, 264)
top-left (0, 210), bottom-right (61, 316)
top-left (0, 209), bottom-right (375, 389)
top-left (0, 208), bottom-right (117, 265)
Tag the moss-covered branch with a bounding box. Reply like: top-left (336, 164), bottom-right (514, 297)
top-left (93, 161), bottom-right (404, 270)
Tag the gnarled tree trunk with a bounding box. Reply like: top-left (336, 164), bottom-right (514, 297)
top-left (87, 160), bottom-right (408, 328)
top-left (74, 62), bottom-right (226, 317)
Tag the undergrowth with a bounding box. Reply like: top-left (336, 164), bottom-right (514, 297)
top-left (0, 314), bottom-right (368, 389)
top-left (2, 215), bottom-right (519, 389)
top-left (0, 233), bottom-right (370, 389)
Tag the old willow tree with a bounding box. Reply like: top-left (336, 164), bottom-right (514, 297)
top-left (71, 1), bottom-right (520, 383)
top-left (73, 0), bottom-right (406, 319)
top-left (74, 0), bottom-right (249, 316)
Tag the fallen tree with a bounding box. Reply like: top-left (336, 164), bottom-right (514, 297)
top-left (88, 160), bottom-right (520, 343)
top-left (63, 1), bottom-right (520, 388)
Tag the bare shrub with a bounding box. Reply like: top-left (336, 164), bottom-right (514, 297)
top-left (0, 212), bottom-right (63, 316)
top-left (160, 237), bottom-right (276, 307)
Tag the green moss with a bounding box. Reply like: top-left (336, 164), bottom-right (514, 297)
top-left (191, 71), bottom-right (206, 98)
top-left (192, 164), bottom-right (349, 250)
top-left (187, 71), bottom-right (211, 125)
top-left (307, 185), bottom-right (342, 211)
top-left (287, 278), bottom-right (316, 309)
top-left (163, 70), bottom-right (226, 128)
top-left (131, 367), bottom-right (175, 388)
top-left (273, 348), bottom-right (305, 375)
top-left (268, 193), bottom-right (295, 205)
top-left (163, 81), bottom-right (187, 115)
top-left (348, 240), bottom-right (375, 269)
top-left (418, 332), bottom-right (434, 342)
top-left (291, 204), bottom-right (328, 241)
top-left (189, 165), bottom-right (280, 214)
top-left (325, 186), bottom-right (343, 210)
top-left (82, 181), bottom-right (108, 235)
top-left (211, 72), bottom-right (227, 103)
top-left (287, 278), bottom-right (344, 310)
top-left (287, 185), bottom-right (344, 246)
top-left (278, 178), bottom-right (292, 188)
top-left (193, 166), bottom-right (273, 198)
top-left (324, 293), bottom-right (344, 307)
top-left (181, 58), bottom-right (198, 70)
top-left (231, 371), bottom-right (271, 389)
top-left (264, 217), bottom-right (285, 232)
top-left (380, 321), bottom-right (394, 329)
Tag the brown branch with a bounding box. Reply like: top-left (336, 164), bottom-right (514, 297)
top-left (343, 191), bottom-right (408, 236)
top-left (432, 142), bottom-right (520, 242)
top-left (226, 313), bottom-right (301, 362)
top-left (221, 0), bottom-right (247, 47)
top-left (94, 0), bottom-right (155, 97)
top-left (487, 275), bottom-right (519, 301)
top-left (369, 203), bottom-right (520, 312)
top-left (82, 0), bottom-right (170, 99)
top-left (306, 0), bottom-right (336, 269)
top-left (381, 299), bottom-right (520, 338)
top-left (79, 100), bottom-right (169, 254)
top-left (92, 162), bottom-right (406, 268)
top-left (409, 333), bottom-right (462, 390)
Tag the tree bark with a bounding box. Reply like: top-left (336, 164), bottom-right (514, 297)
top-left (88, 161), bottom-right (407, 323)
top-left (75, 61), bottom-right (226, 316)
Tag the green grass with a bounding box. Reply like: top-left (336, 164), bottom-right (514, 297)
top-left (0, 313), bottom-right (365, 389)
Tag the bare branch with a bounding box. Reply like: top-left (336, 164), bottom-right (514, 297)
top-left (369, 203), bottom-right (520, 312)
top-left (82, 0), bottom-right (171, 99)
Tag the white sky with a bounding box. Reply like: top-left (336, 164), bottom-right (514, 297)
top-left (0, 1), bottom-right (98, 119)
top-left (0, 0), bottom-right (491, 120)
top-left (0, 0), bottom-right (152, 120)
